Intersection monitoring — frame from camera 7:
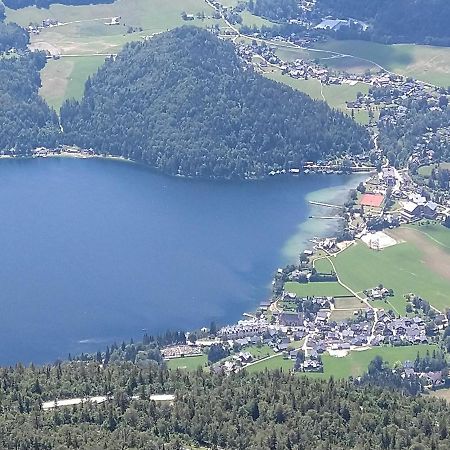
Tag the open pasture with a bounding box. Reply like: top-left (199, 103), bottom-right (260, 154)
top-left (315, 40), bottom-right (450, 87)
top-left (8, 0), bottom-right (219, 109)
top-left (265, 70), bottom-right (370, 124)
top-left (284, 281), bottom-right (350, 298)
top-left (330, 231), bottom-right (450, 313)
top-left (40, 55), bottom-right (105, 110)
top-left (307, 344), bottom-right (437, 379)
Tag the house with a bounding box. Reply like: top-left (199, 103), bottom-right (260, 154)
top-left (421, 371), bottom-right (445, 388)
top-left (316, 310), bottom-right (329, 322)
top-left (105, 17), bottom-right (120, 25)
top-left (423, 201), bottom-right (438, 219)
top-left (401, 202), bottom-right (421, 221)
top-left (382, 167), bottom-right (396, 187)
top-left (314, 19), bottom-right (348, 31)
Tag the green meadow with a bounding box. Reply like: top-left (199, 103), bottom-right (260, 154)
top-left (307, 344), bottom-right (437, 379)
top-left (329, 239), bottom-right (450, 313)
top-left (165, 354), bottom-right (207, 370)
top-left (7, 0), bottom-right (220, 110)
top-left (246, 355), bottom-right (294, 373)
top-left (284, 281), bottom-right (351, 298)
top-left (40, 55), bottom-right (105, 110)
top-left (315, 40), bottom-right (450, 87)
top-left (265, 70), bottom-right (371, 124)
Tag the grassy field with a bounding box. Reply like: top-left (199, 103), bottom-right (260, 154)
top-left (418, 163), bottom-right (450, 178)
top-left (307, 344), bottom-right (437, 379)
top-left (407, 222), bottom-right (450, 251)
top-left (284, 281), bottom-right (351, 297)
top-left (315, 40), bottom-right (450, 87)
top-left (334, 297), bottom-right (365, 309)
top-left (246, 344), bottom-right (275, 359)
top-left (329, 309), bottom-right (360, 322)
top-left (7, 0), bottom-right (220, 109)
top-left (429, 388), bottom-right (450, 402)
top-left (166, 354), bottom-right (207, 370)
top-left (239, 10), bottom-right (274, 28)
top-left (246, 355), bottom-right (294, 373)
top-left (265, 70), bottom-right (371, 124)
top-left (40, 55), bottom-right (105, 110)
top-left (330, 232), bottom-right (450, 313)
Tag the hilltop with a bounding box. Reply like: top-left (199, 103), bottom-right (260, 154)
top-left (60, 26), bottom-right (370, 179)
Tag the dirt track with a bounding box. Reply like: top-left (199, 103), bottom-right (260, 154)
top-left (390, 227), bottom-right (450, 282)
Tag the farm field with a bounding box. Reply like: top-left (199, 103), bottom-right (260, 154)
top-left (330, 229), bottom-right (450, 313)
top-left (307, 344), bottom-right (437, 379)
top-left (265, 70), bottom-right (371, 124)
top-left (314, 40), bottom-right (450, 87)
top-left (40, 55), bottom-right (105, 110)
top-left (7, 0), bottom-right (220, 109)
top-left (165, 354), bottom-right (207, 370)
top-left (284, 281), bottom-right (351, 298)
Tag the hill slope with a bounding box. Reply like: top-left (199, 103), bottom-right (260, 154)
top-left (0, 53), bottom-right (60, 154)
top-left (61, 27), bottom-right (370, 179)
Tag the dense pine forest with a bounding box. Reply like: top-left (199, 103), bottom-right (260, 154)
top-left (60, 27), bottom-right (370, 179)
top-left (0, 361), bottom-right (449, 450)
top-left (316, 0), bottom-right (450, 45)
top-left (0, 52), bottom-right (60, 153)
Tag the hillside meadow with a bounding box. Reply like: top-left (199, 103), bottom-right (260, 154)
top-left (7, 0), bottom-right (221, 109)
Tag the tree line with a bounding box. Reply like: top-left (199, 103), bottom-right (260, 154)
top-left (316, 0), bottom-right (450, 46)
top-left (60, 26), bottom-right (370, 180)
top-left (0, 52), bottom-right (60, 153)
top-left (1, 360), bottom-right (450, 449)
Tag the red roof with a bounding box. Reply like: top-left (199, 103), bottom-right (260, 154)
top-left (360, 193), bottom-right (384, 207)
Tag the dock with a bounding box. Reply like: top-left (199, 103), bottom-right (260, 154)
top-left (309, 200), bottom-right (343, 209)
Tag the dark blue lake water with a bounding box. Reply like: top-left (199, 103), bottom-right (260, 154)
top-left (0, 158), bottom-right (364, 364)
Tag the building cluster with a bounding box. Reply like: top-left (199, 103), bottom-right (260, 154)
top-left (371, 313), bottom-right (430, 346)
top-left (398, 360), bottom-right (447, 389)
top-left (27, 18), bottom-right (59, 35)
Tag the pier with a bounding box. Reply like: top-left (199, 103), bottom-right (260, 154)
top-left (308, 200), bottom-right (343, 209)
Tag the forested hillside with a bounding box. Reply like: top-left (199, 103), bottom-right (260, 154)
top-left (0, 2), bottom-right (29, 52)
top-left (1, 361), bottom-right (450, 450)
top-left (316, 0), bottom-right (450, 45)
top-left (60, 27), bottom-right (370, 179)
top-left (247, 0), bottom-right (301, 22)
top-left (0, 52), bottom-right (60, 153)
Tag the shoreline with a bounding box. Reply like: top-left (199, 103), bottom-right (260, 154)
top-left (0, 147), bottom-right (376, 182)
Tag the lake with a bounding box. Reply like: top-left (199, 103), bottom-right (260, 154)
top-left (0, 158), bottom-right (365, 364)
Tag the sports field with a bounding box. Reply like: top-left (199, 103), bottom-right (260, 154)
top-left (315, 40), bottom-right (450, 87)
top-left (284, 281), bottom-right (351, 298)
top-left (329, 226), bottom-right (450, 313)
top-left (265, 70), bottom-right (371, 124)
top-left (307, 344), bottom-right (437, 379)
